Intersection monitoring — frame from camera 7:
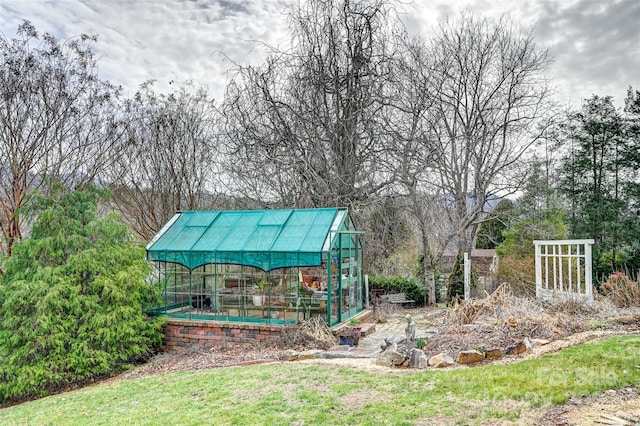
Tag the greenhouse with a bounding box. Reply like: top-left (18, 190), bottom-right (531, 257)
top-left (146, 208), bottom-right (365, 326)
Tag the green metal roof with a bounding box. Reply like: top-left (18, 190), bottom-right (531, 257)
top-left (146, 208), bottom-right (350, 271)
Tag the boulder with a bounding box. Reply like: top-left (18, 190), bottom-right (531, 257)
top-left (282, 349), bottom-right (298, 361)
top-left (456, 349), bottom-right (485, 365)
top-left (283, 349), bottom-right (299, 361)
top-left (409, 348), bottom-right (429, 369)
top-left (298, 349), bottom-right (322, 360)
top-left (376, 350), bottom-right (405, 367)
top-left (484, 348), bottom-right (503, 359)
top-left (376, 344), bottom-right (406, 367)
top-left (381, 334), bottom-right (406, 350)
top-left (405, 340), bottom-right (416, 350)
top-left (375, 355), bottom-right (392, 367)
top-left (391, 350), bottom-right (407, 366)
top-left (524, 337), bottom-right (534, 349)
top-left (505, 341), bottom-right (527, 356)
top-left (428, 352), bottom-right (455, 368)
top-left (383, 342), bottom-right (398, 353)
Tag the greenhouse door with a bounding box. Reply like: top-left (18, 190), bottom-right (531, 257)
top-left (335, 230), bottom-right (364, 322)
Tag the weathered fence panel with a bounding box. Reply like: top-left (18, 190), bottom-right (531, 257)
top-left (534, 239), bottom-right (594, 301)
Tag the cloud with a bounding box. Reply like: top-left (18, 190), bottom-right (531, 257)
top-left (406, 0), bottom-right (640, 107)
top-left (533, 0), bottom-right (640, 106)
top-left (1, 0), bottom-right (638, 107)
top-left (0, 0), bottom-right (291, 100)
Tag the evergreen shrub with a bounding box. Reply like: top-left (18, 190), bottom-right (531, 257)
top-left (0, 187), bottom-right (165, 404)
top-left (368, 275), bottom-right (425, 306)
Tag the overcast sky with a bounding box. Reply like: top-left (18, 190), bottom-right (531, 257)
top-left (1, 0), bottom-right (639, 109)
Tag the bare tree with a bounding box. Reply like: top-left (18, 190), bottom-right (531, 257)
top-left (0, 21), bottom-right (121, 255)
top-left (105, 81), bottom-right (220, 240)
top-left (362, 196), bottom-right (412, 273)
top-left (398, 14), bottom-right (553, 303)
top-left (220, 0), bottom-right (401, 210)
top-left (381, 33), bottom-right (445, 304)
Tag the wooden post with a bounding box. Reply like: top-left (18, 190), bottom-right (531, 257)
top-left (534, 241), bottom-right (542, 299)
top-left (364, 274), bottom-right (370, 309)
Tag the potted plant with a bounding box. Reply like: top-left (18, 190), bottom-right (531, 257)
top-left (253, 280), bottom-right (269, 306)
top-left (338, 328), bottom-right (355, 346)
top-left (348, 317), bottom-right (362, 345)
top-left (338, 318), bottom-right (362, 346)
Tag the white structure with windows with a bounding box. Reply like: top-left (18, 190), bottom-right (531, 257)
top-left (534, 239), bottom-right (595, 301)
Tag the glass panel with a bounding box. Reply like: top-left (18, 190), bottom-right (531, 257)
top-left (150, 262), bottom-right (336, 325)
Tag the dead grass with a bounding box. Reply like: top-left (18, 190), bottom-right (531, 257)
top-left (270, 317), bottom-right (337, 350)
top-left (446, 283), bottom-right (545, 325)
top-left (426, 283), bottom-right (636, 359)
top-left (600, 272), bottom-right (640, 308)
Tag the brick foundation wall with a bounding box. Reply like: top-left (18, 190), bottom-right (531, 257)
top-left (161, 310), bottom-right (373, 349)
top-left (162, 319), bottom-right (283, 348)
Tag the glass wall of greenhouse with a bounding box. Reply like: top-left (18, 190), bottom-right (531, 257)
top-left (146, 208), bottom-right (364, 326)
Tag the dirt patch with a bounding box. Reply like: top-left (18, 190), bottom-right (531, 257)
top-left (537, 387), bottom-right (640, 425)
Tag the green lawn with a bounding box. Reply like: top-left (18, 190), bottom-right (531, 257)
top-left (2, 335), bottom-right (639, 425)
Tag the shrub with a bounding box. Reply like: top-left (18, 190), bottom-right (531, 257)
top-left (368, 275), bottom-right (425, 306)
top-left (495, 255), bottom-right (536, 298)
top-left (0, 187), bottom-right (165, 404)
top-left (599, 272), bottom-right (640, 308)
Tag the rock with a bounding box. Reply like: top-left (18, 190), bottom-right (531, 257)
top-left (283, 349), bottom-right (299, 361)
top-left (328, 345), bottom-right (352, 352)
top-left (376, 349), bottom-right (405, 367)
top-left (405, 340), bottom-right (416, 350)
top-left (418, 354), bottom-right (429, 369)
top-left (532, 338), bottom-right (550, 346)
top-left (524, 337), bottom-right (534, 349)
top-left (484, 348), bottom-right (503, 359)
top-left (376, 344), bottom-right (406, 367)
top-left (456, 349), bottom-right (485, 365)
top-left (391, 350), bottom-right (406, 366)
top-left (428, 352), bottom-right (455, 368)
top-left (317, 350), bottom-right (351, 359)
top-left (408, 348), bottom-right (421, 365)
top-left (298, 349), bottom-right (322, 360)
top-left (409, 348), bottom-right (429, 369)
top-left (505, 341), bottom-right (527, 355)
top-left (375, 355), bottom-right (393, 367)
top-left (381, 341), bottom-right (398, 353)
top-left (384, 334), bottom-right (406, 347)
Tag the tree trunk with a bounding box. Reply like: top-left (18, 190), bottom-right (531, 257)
top-left (421, 230), bottom-right (437, 305)
top-left (424, 266), bottom-right (436, 306)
